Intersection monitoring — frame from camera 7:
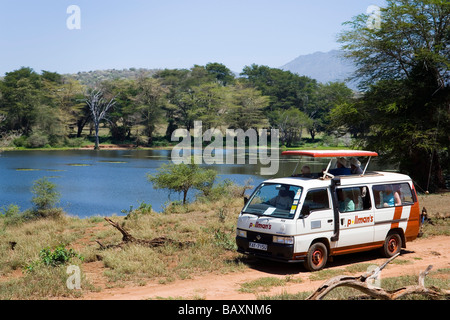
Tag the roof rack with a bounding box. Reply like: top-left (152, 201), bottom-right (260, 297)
top-left (281, 149), bottom-right (378, 179)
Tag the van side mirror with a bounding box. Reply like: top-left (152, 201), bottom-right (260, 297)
top-left (244, 196), bottom-right (249, 206)
top-left (301, 204), bottom-right (310, 217)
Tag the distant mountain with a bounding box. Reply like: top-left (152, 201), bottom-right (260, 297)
top-left (280, 50), bottom-right (359, 89)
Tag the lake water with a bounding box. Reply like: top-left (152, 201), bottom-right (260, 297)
top-left (0, 149), bottom-right (382, 218)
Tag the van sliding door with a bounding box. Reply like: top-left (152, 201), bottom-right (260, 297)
top-left (336, 186), bottom-right (374, 249)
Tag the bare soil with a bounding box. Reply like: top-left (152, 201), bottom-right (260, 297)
top-left (81, 235), bottom-right (449, 300)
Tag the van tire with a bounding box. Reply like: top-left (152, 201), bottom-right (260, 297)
top-left (381, 232), bottom-right (402, 258)
top-left (304, 242), bottom-right (328, 271)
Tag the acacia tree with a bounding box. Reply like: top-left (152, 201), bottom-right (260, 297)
top-left (85, 90), bottom-right (116, 150)
top-left (147, 162), bottom-right (217, 205)
top-left (338, 0), bottom-right (450, 191)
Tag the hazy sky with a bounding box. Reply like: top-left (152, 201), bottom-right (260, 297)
top-left (0, 0), bottom-right (386, 75)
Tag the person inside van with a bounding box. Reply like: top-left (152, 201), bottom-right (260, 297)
top-left (300, 165), bottom-right (312, 178)
top-left (329, 157), bottom-right (351, 176)
top-left (267, 186), bottom-right (293, 210)
top-left (382, 185), bottom-right (402, 207)
top-left (350, 157), bottom-right (363, 175)
top-left (337, 189), bottom-right (355, 212)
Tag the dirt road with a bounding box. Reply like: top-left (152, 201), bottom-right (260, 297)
top-left (82, 235), bottom-right (449, 300)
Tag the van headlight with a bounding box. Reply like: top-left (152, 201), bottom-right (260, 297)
top-left (273, 236), bottom-right (294, 245)
top-left (236, 229), bottom-right (247, 238)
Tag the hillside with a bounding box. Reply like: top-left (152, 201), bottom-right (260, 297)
top-left (280, 50), bottom-right (359, 89)
top-left (64, 68), bottom-right (160, 87)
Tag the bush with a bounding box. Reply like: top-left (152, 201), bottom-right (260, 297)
top-left (0, 204), bottom-right (20, 218)
top-left (65, 137), bottom-right (87, 148)
top-left (0, 204), bottom-right (23, 225)
top-left (31, 177), bottom-right (61, 211)
top-left (26, 131), bottom-right (49, 148)
top-left (26, 244), bottom-right (83, 272)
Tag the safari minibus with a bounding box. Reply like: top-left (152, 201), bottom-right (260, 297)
top-left (235, 150), bottom-right (421, 271)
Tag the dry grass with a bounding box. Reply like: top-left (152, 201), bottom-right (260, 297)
top-left (0, 189), bottom-right (448, 299)
top-left (418, 192), bottom-right (450, 219)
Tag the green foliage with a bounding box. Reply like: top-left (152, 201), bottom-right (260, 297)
top-left (26, 131), bottom-right (49, 148)
top-left (0, 61), bottom-right (356, 150)
top-left (213, 229), bottom-right (236, 251)
top-left (338, 0), bottom-right (449, 190)
top-left (0, 204), bottom-right (20, 218)
top-left (26, 244), bottom-right (83, 272)
top-left (147, 162), bottom-right (217, 204)
top-left (31, 177), bottom-right (61, 211)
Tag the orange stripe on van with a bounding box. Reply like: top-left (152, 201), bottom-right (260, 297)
top-left (405, 185), bottom-right (421, 242)
top-left (391, 206), bottom-right (403, 229)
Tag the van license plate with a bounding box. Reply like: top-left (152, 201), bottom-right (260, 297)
top-left (249, 242), bottom-right (268, 251)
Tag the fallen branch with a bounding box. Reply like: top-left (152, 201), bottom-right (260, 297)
top-left (97, 217), bottom-right (193, 249)
top-left (307, 253), bottom-right (449, 300)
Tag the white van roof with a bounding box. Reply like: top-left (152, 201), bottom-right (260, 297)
top-left (263, 172), bottom-right (412, 188)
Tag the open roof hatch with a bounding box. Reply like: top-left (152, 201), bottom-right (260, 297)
top-left (281, 149), bottom-right (379, 179)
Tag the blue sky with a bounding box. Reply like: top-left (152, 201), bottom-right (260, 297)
top-left (0, 0), bottom-right (386, 76)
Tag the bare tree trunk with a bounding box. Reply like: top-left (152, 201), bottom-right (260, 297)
top-left (96, 217), bottom-right (194, 249)
top-left (85, 90), bottom-right (116, 150)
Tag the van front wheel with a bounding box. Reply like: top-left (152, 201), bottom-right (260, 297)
top-left (304, 242), bottom-right (328, 271)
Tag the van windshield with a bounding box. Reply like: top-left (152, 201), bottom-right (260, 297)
top-left (243, 183), bottom-right (302, 219)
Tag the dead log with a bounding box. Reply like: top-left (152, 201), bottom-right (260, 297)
top-left (307, 253), bottom-right (449, 300)
top-left (98, 217), bottom-right (193, 249)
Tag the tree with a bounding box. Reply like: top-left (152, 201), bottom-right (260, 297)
top-left (225, 82), bottom-right (270, 131)
top-left (240, 64), bottom-right (318, 112)
top-left (133, 76), bottom-right (168, 145)
top-left (270, 107), bottom-right (311, 147)
top-left (205, 62), bottom-right (235, 86)
top-left (85, 90), bottom-right (116, 150)
top-left (0, 67), bottom-right (42, 135)
top-left (147, 162), bottom-right (217, 205)
top-left (31, 177), bottom-right (61, 211)
top-left (338, 0), bottom-right (450, 191)
top-left (306, 82), bottom-right (354, 140)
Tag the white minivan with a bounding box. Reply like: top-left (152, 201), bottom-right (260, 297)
top-left (236, 150), bottom-right (421, 271)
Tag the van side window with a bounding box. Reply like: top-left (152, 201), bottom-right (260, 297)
top-left (337, 186), bottom-right (371, 213)
top-left (304, 189), bottom-right (330, 211)
top-left (373, 183), bottom-right (414, 209)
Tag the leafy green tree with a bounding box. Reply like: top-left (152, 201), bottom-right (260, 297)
top-left (226, 82), bottom-right (270, 131)
top-left (338, 0), bottom-right (449, 191)
top-left (31, 177), bottom-right (61, 211)
top-left (0, 67), bottom-right (42, 135)
top-left (240, 64), bottom-right (318, 112)
top-left (147, 163), bottom-right (217, 205)
top-left (205, 62), bottom-right (235, 86)
top-left (307, 82), bottom-right (354, 140)
top-left (133, 76), bottom-right (168, 145)
top-left (270, 107), bottom-right (311, 147)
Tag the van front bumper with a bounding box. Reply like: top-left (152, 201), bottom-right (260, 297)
top-left (236, 235), bottom-right (304, 263)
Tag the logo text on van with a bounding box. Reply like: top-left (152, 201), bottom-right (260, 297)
top-left (249, 222), bottom-right (272, 230)
top-left (347, 215), bottom-right (374, 227)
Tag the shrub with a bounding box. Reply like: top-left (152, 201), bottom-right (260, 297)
top-left (0, 204), bottom-right (23, 225)
top-left (31, 177), bottom-right (60, 211)
top-left (26, 131), bottom-right (49, 148)
top-left (26, 244), bottom-right (83, 272)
